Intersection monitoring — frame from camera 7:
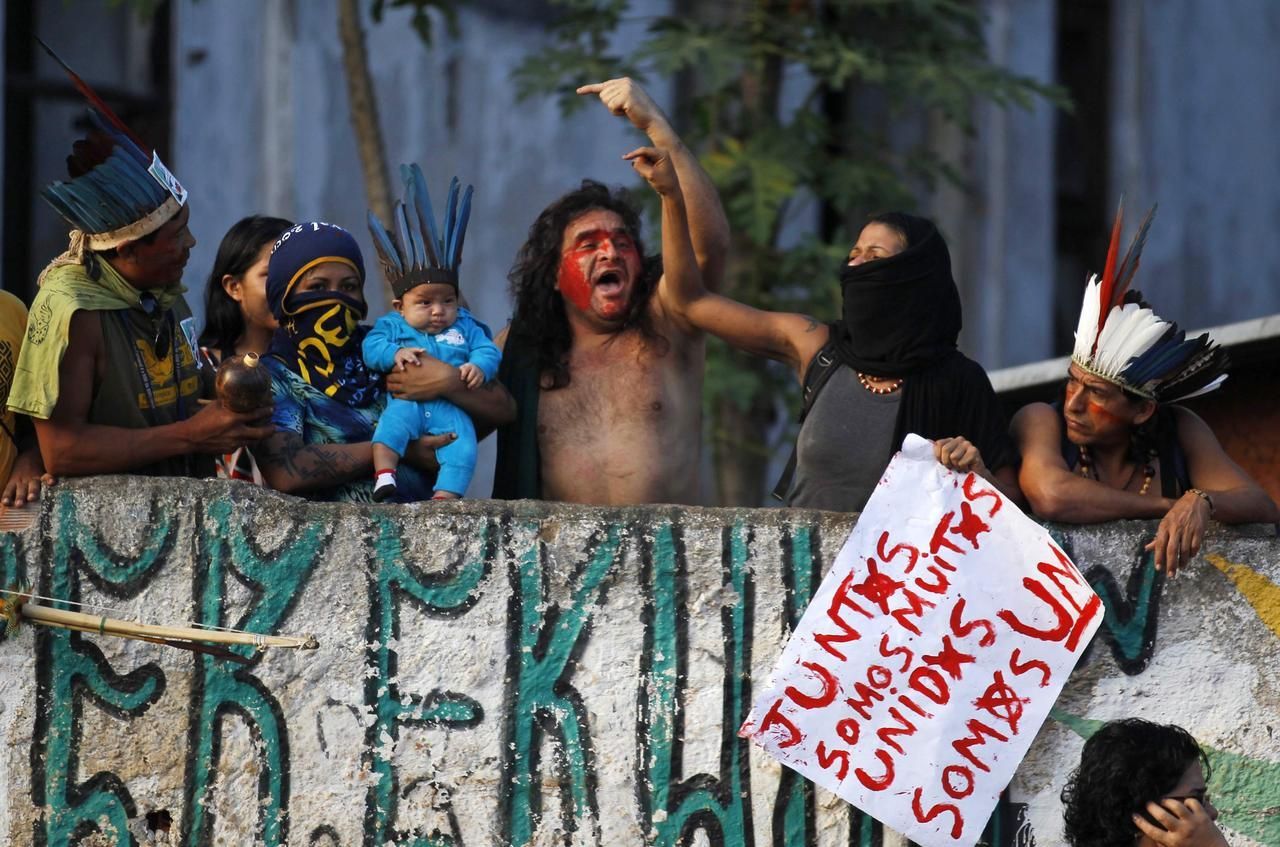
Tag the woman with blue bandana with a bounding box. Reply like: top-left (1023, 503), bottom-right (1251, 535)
top-left (254, 222), bottom-right (460, 501)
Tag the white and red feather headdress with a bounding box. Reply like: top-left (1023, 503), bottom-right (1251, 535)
top-left (1071, 202), bottom-right (1228, 403)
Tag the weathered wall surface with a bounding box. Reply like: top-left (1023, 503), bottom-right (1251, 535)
top-left (1, 478), bottom-right (1278, 847)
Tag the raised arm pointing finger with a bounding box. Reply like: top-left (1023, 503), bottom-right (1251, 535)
top-left (622, 146), bottom-right (677, 195)
top-left (576, 78), bottom-right (667, 134)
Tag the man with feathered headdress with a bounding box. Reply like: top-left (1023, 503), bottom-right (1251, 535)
top-left (1013, 205), bottom-right (1277, 574)
top-left (7, 55), bottom-right (273, 478)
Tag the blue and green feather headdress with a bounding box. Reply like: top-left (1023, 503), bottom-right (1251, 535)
top-left (36, 38), bottom-right (187, 252)
top-left (367, 163), bottom-right (473, 300)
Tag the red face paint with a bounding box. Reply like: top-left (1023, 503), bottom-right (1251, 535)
top-left (558, 252), bottom-right (593, 312)
top-left (558, 225), bottom-right (640, 320)
top-left (1085, 400), bottom-right (1127, 427)
top-left (598, 298), bottom-right (625, 320)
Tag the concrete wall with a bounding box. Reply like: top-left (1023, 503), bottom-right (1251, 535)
top-left (173, 0), bottom-right (662, 326)
top-left (14, 1), bottom-right (162, 301)
top-left (13, 0), bottom-right (1280, 366)
top-left (2, 479), bottom-right (1279, 846)
top-left (941, 0), bottom-right (1280, 371)
top-left (1189, 367), bottom-right (1280, 508)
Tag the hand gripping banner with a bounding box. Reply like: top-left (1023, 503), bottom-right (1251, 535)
top-left (741, 435), bottom-right (1103, 847)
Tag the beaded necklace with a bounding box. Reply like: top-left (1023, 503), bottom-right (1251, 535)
top-left (1077, 445), bottom-right (1154, 495)
top-left (857, 371), bottom-right (904, 395)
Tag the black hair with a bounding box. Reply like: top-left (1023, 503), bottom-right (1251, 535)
top-left (864, 211), bottom-right (915, 248)
top-left (91, 223), bottom-right (163, 263)
top-left (1062, 718), bottom-right (1210, 847)
top-left (863, 211), bottom-right (946, 254)
top-left (198, 215), bottom-right (293, 359)
top-left (507, 180), bottom-right (663, 389)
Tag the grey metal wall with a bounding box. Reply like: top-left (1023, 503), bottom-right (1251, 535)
top-left (1108, 0), bottom-right (1280, 329)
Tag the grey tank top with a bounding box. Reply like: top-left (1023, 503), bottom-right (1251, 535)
top-left (787, 366), bottom-right (900, 513)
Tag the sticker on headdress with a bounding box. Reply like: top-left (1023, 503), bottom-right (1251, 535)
top-left (148, 153), bottom-right (188, 205)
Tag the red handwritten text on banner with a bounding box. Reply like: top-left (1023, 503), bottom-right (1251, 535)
top-left (741, 435), bottom-right (1102, 847)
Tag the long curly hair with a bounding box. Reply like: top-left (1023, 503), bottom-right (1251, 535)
top-left (507, 180), bottom-right (663, 389)
top-left (1062, 718), bottom-right (1210, 847)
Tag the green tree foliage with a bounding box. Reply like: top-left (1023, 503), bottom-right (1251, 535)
top-left (370, 0), bottom-right (462, 44)
top-left (514, 0), bottom-right (1066, 505)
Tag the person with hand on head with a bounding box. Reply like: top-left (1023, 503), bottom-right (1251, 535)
top-left (651, 202), bottom-right (1020, 512)
top-left (1062, 718), bottom-right (1228, 847)
top-left (363, 166), bottom-right (501, 502)
top-left (8, 104), bottom-right (273, 480)
top-left (254, 221), bottom-right (513, 502)
top-left (1012, 205), bottom-right (1277, 576)
top-left (0, 289), bottom-right (54, 509)
top-left (492, 77), bottom-right (729, 505)
top-left (199, 215), bottom-right (294, 484)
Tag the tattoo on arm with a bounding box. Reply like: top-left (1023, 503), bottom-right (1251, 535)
top-left (301, 445), bottom-right (361, 481)
top-left (804, 317), bottom-right (820, 332)
top-left (258, 433), bottom-right (364, 484)
top-left (256, 433), bottom-right (304, 476)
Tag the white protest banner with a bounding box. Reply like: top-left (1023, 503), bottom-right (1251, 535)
top-left (741, 435), bottom-right (1102, 847)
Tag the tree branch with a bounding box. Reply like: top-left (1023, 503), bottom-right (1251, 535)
top-left (337, 0), bottom-right (393, 229)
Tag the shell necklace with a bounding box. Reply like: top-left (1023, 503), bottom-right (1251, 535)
top-left (858, 371), bottom-right (904, 395)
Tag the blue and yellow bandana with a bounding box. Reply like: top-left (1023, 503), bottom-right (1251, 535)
top-left (265, 222), bottom-right (380, 408)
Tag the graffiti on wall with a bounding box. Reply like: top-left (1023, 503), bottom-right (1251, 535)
top-left (2, 484), bottom-right (1276, 847)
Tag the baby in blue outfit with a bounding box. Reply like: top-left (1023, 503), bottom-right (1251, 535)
top-left (363, 283), bottom-right (499, 499)
top-left (363, 165), bottom-right (499, 501)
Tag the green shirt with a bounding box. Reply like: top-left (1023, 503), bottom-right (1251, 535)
top-left (90, 300), bottom-right (214, 478)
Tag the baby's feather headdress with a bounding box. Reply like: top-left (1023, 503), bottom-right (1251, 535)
top-left (367, 163), bottom-right (473, 300)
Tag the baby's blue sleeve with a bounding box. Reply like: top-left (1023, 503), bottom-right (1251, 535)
top-left (460, 311), bottom-right (502, 382)
top-left (362, 314), bottom-right (403, 372)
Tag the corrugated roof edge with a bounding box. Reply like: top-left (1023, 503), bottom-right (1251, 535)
top-left (990, 312), bottom-right (1280, 395)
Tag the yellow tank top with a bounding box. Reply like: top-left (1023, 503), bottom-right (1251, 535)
top-left (0, 290), bottom-right (29, 483)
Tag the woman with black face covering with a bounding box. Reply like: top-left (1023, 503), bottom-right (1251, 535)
top-left (668, 211), bottom-right (1019, 511)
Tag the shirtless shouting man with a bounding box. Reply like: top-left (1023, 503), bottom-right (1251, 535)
top-left (492, 78), bottom-right (728, 504)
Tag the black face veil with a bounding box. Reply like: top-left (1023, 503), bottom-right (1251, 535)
top-left (830, 214), bottom-right (963, 378)
top-left (821, 214), bottom-right (1014, 473)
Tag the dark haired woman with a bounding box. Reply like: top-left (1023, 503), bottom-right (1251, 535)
top-left (198, 215), bottom-right (293, 482)
top-left (199, 215), bottom-right (293, 362)
top-left (660, 210), bottom-right (1020, 512)
top-left (1062, 718), bottom-right (1226, 847)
